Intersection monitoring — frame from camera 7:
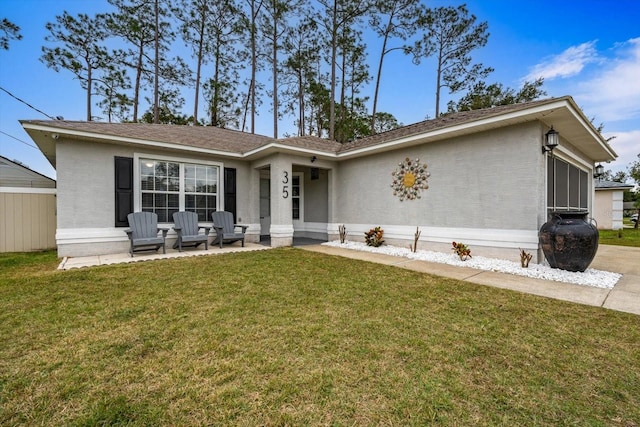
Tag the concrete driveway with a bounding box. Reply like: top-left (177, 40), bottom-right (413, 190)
top-left (589, 245), bottom-right (640, 314)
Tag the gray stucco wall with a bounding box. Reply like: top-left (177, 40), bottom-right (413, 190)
top-left (294, 166), bottom-right (329, 223)
top-left (335, 123), bottom-right (544, 231)
top-left (56, 139), bottom-right (257, 229)
top-left (56, 139), bottom-right (123, 229)
top-left (55, 138), bottom-right (259, 256)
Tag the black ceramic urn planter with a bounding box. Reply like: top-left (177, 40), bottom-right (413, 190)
top-left (538, 211), bottom-right (599, 272)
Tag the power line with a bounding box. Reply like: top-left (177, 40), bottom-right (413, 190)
top-left (0, 130), bottom-right (39, 150)
top-left (0, 85), bottom-right (56, 120)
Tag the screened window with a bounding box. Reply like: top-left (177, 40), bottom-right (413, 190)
top-left (547, 157), bottom-right (589, 211)
top-left (140, 159), bottom-right (219, 222)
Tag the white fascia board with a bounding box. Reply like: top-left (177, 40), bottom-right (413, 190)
top-left (564, 102), bottom-right (618, 159)
top-left (21, 123), bottom-right (244, 159)
top-left (0, 187), bottom-right (56, 194)
top-left (242, 142), bottom-right (338, 160)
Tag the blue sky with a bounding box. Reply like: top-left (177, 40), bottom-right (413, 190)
top-left (1, 0), bottom-right (639, 181)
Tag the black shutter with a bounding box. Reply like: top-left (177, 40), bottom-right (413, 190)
top-left (115, 157), bottom-right (133, 227)
top-left (224, 167), bottom-right (237, 222)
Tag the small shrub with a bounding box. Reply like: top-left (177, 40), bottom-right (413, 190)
top-left (412, 227), bottom-right (421, 253)
top-left (519, 248), bottom-right (532, 268)
top-left (365, 227), bottom-right (385, 247)
top-left (451, 241), bottom-right (471, 261)
top-left (339, 224), bottom-right (347, 243)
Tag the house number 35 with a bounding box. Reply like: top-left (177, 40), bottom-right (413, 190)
top-left (282, 171), bottom-right (289, 198)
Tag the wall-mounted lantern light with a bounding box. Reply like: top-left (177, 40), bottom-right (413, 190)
top-left (311, 155), bottom-right (317, 163)
top-left (594, 163), bottom-right (605, 178)
top-left (542, 126), bottom-right (559, 154)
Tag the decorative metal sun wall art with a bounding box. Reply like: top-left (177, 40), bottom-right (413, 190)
top-left (391, 157), bottom-right (430, 201)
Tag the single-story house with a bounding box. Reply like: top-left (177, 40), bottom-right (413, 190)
top-left (594, 179), bottom-right (633, 230)
top-left (0, 155), bottom-right (56, 252)
top-left (20, 96), bottom-right (616, 263)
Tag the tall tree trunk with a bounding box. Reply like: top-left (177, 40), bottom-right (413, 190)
top-left (298, 69), bottom-right (304, 136)
top-left (338, 41), bottom-right (347, 142)
top-left (271, 13), bottom-right (278, 138)
top-left (153, 0), bottom-right (160, 124)
top-left (193, 10), bottom-right (206, 125)
top-left (371, 18), bottom-right (391, 133)
top-left (132, 42), bottom-right (144, 123)
top-left (329, 1), bottom-right (337, 141)
top-left (250, 0), bottom-right (257, 133)
top-left (86, 65), bottom-right (92, 121)
top-left (435, 47), bottom-right (443, 117)
top-left (211, 45), bottom-right (221, 126)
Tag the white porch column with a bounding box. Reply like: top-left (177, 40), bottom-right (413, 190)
top-left (326, 166), bottom-right (341, 242)
top-left (269, 155), bottom-right (294, 247)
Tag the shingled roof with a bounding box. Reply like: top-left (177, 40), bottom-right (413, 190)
top-left (339, 97), bottom-right (565, 153)
top-left (19, 120), bottom-right (274, 154)
top-left (595, 179), bottom-right (634, 190)
top-left (21, 96), bottom-right (616, 164)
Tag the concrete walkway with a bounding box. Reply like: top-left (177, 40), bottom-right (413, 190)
top-left (58, 243), bottom-right (271, 270)
top-left (300, 244), bottom-right (640, 316)
top-left (59, 242), bottom-right (639, 316)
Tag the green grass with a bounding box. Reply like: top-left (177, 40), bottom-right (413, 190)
top-left (600, 226), bottom-right (640, 247)
top-left (1, 249), bottom-right (639, 426)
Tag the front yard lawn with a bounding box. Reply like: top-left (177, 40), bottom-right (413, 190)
top-left (599, 227), bottom-right (640, 247)
top-left (1, 249), bottom-right (639, 426)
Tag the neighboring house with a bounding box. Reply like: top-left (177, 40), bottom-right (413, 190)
top-left (594, 180), bottom-right (633, 230)
top-left (623, 201), bottom-right (639, 216)
top-left (0, 155), bottom-right (56, 252)
top-left (21, 96), bottom-right (616, 263)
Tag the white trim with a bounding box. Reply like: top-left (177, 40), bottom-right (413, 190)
top-left (133, 152), bottom-right (224, 214)
top-left (294, 221), bottom-right (327, 234)
top-left (339, 224), bottom-right (539, 250)
top-left (0, 187), bottom-right (56, 194)
top-left (553, 146), bottom-right (593, 170)
top-left (564, 102), bottom-right (617, 159)
top-left (57, 228), bottom-right (132, 244)
top-left (244, 142), bottom-right (336, 159)
top-left (270, 224), bottom-right (294, 238)
top-left (292, 172), bottom-right (303, 227)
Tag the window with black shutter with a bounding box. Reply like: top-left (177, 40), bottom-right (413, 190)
top-left (114, 156), bottom-right (133, 227)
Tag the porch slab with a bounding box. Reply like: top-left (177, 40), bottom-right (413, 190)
top-left (58, 242), bottom-right (270, 270)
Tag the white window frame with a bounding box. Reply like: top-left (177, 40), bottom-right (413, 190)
top-left (133, 153), bottom-right (224, 223)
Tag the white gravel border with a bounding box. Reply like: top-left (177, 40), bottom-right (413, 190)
top-left (322, 241), bottom-right (621, 289)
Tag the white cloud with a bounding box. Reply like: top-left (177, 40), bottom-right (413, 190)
top-left (576, 37), bottom-right (640, 122)
top-left (524, 41), bottom-right (599, 81)
top-left (601, 129), bottom-right (640, 176)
